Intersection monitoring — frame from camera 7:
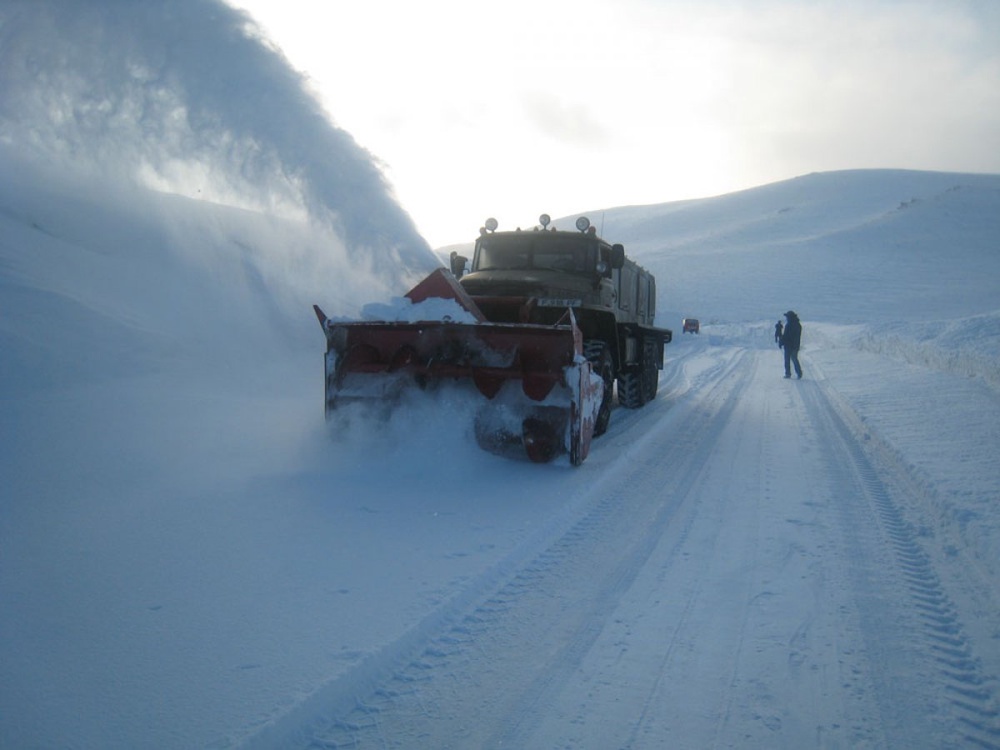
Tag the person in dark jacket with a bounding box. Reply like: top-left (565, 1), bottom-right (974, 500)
top-left (780, 310), bottom-right (802, 379)
top-left (774, 320), bottom-right (784, 347)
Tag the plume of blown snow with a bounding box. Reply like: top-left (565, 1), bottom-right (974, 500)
top-left (0, 0), bottom-right (439, 288)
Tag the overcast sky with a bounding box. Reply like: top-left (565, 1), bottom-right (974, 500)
top-left (227, 0), bottom-right (1000, 248)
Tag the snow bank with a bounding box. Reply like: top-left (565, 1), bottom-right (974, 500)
top-left (853, 312), bottom-right (1000, 390)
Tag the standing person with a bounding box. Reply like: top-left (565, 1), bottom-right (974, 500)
top-left (774, 320), bottom-right (784, 347)
top-left (781, 310), bottom-right (802, 379)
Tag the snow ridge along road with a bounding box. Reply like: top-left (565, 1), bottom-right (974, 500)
top-left (250, 343), bottom-right (999, 750)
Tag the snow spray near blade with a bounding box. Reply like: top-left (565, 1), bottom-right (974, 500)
top-left (324, 380), bottom-right (491, 467)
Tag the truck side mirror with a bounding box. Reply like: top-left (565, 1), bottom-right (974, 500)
top-left (450, 251), bottom-right (468, 278)
top-left (610, 244), bottom-right (625, 269)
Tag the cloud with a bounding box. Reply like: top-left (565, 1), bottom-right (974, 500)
top-left (720, 1), bottom-right (1000, 179)
top-left (222, 0), bottom-right (1000, 247)
top-left (520, 92), bottom-right (611, 146)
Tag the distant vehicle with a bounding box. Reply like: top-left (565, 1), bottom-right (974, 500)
top-left (682, 318), bottom-right (700, 334)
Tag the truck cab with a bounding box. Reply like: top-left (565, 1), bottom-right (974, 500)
top-left (451, 214), bottom-right (671, 419)
top-left (454, 216), bottom-right (624, 326)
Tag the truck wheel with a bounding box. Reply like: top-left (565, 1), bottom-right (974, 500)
top-left (642, 366), bottom-right (658, 403)
top-left (642, 338), bottom-right (659, 403)
top-left (619, 340), bottom-right (659, 408)
top-left (583, 340), bottom-right (613, 436)
top-left (617, 370), bottom-right (644, 408)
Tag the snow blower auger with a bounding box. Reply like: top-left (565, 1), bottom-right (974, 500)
top-left (313, 268), bottom-right (603, 465)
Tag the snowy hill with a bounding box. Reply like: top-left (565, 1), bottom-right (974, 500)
top-left (2, 2), bottom-right (1000, 748)
top-left (592, 169), bottom-right (1000, 324)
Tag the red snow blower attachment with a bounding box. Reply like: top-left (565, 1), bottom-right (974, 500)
top-left (313, 269), bottom-right (602, 465)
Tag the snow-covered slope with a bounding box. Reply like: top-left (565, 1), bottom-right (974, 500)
top-left (590, 169), bottom-right (1000, 324)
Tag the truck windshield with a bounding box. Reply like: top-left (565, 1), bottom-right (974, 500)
top-left (474, 234), bottom-right (595, 273)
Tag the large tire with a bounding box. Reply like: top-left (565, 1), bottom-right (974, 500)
top-left (641, 337), bottom-right (660, 403)
top-left (643, 366), bottom-right (659, 403)
top-left (583, 340), bottom-right (614, 437)
top-left (620, 337), bottom-right (660, 408)
top-left (617, 369), bottom-right (644, 408)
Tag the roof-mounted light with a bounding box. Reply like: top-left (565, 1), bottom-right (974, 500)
top-left (575, 216), bottom-right (591, 233)
top-left (484, 217), bottom-right (498, 233)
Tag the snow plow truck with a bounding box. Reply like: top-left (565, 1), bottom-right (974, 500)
top-left (313, 214), bottom-right (672, 466)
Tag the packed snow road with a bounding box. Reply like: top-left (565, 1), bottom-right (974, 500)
top-left (259, 340), bottom-right (999, 750)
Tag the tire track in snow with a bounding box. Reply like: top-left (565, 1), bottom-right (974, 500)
top-left (609, 351), bottom-right (887, 749)
top-left (799, 380), bottom-right (1000, 749)
top-left (300, 348), bottom-right (754, 749)
top-left (622, 349), bottom-right (772, 750)
top-left (487, 350), bottom-right (759, 750)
